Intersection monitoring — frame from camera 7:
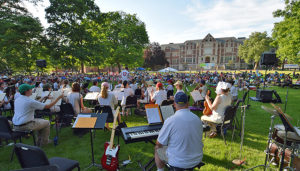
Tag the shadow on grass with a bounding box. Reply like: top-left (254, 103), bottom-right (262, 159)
top-left (202, 154), bottom-right (235, 170)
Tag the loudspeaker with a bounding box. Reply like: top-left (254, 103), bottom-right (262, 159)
top-left (256, 89), bottom-right (273, 102)
top-left (36, 59), bottom-right (46, 68)
top-left (260, 53), bottom-right (277, 66)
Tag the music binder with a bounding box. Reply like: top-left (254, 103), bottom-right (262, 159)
top-left (0, 93), bottom-right (6, 101)
top-left (145, 104), bottom-right (163, 124)
top-left (160, 105), bottom-right (175, 121)
top-left (73, 113), bottom-right (108, 129)
top-left (190, 90), bottom-right (204, 102)
top-left (84, 92), bottom-right (100, 100)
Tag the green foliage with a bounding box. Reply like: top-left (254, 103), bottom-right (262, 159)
top-left (143, 42), bottom-right (169, 70)
top-left (238, 32), bottom-right (273, 69)
top-left (45, 0), bottom-right (103, 72)
top-left (272, 0), bottom-right (300, 64)
top-left (0, 0), bottom-right (46, 74)
top-left (100, 12), bottom-right (149, 72)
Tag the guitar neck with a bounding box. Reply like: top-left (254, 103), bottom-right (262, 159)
top-left (109, 107), bottom-right (120, 149)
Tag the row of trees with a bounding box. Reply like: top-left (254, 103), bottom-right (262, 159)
top-left (0, 0), bottom-right (149, 74)
top-left (238, 0), bottom-right (300, 69)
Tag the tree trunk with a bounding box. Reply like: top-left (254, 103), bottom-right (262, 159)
top-left (117, 62), bottom-right (121, 73)
top-left (254, 62), bottom-right (258, 70)
top-left (81, 62), bottom-right (84, 73)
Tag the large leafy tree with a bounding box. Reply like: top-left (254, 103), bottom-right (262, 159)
top-left (0, 0), bottom-right (46, 74)
top-left (45, 0), bottom-right (102, 73)
top-left (100, 12), bottom-right (149, 72)
top-left (272, 0), bottom-right (300, 64)
top-left (144, 42), bottom-right (169, 70)
top-left (238, 32), bottom-right (273, 69)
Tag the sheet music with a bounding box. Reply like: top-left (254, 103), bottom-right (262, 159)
top-left (35, 88), bottom-right (43, 95)
top-left (35, 88), bottom-right (43, 97)
top-left (0, 93), bottom-right (5, 101)
top-left (51, 91), bottom-right (62, 105)
top-left (63, 88), bottom-right (71, 96)
top-left (41, 91), bottom-right (50, 98)
top-left (29, 93), bottom-right (37, 100)
top-left (160, 105), bottom-right (175, 121)
top-left (84, 92), bottom-right (99, 100)
top-left (113, 89), bottom-right (124, 101)
top-left (44, 99), bottom-right (52, 105)
top-left (147, 87), bottom-right (155, 94)
top-left (190, 90), bottom-right (204, 102)
top-left (146, 107), bottom-right (162, 124)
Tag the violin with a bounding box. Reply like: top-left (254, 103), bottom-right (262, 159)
top-left (203, 90), bottom-right (212, 116)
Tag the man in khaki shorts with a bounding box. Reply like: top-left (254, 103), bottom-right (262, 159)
top-left (12, 84), bottom-right (63, 146)
top-left (155, 92), bottom-right (203, 171)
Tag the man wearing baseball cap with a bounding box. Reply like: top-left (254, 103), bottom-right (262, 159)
top-left (12, 84), bottom-right (63, 146)
top-left (155, 92), bottom-right (203, 170)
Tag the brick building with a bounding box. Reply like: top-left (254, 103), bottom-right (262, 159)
top-left (161, 33), bottom-right (246, 70)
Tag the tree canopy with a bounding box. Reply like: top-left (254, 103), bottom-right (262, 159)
top-left (238, 32), bottom-right (273, 69)
top-left (0, 0), bottom-right (46, 74)
top-left (99, 11), bottom-right (149, 72)
top-left (143, 42), bottom-right (169, 70)
top-left (272, 0), bottom-right (300, 64)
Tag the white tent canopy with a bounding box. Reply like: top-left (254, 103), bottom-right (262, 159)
top-left (158, 67), bottom-right (178, 72)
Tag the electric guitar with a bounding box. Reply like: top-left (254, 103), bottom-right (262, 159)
top-left (101, 107), bottom-right (120, 171)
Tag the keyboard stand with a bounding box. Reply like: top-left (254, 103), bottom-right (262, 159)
top-left (138, 138), bottom-right (156, 171)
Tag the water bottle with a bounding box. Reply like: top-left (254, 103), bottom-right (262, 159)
top-left (53, 136), bottom-right (58, 146)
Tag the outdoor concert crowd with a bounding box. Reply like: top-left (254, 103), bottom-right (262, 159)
top-left (0, 70), bottom-right (300, 112)
top-left (1, 69), bottom-right (300, 170)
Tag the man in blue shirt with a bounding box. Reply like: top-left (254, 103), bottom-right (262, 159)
top-left (155, 92), bottom-right (203, 170)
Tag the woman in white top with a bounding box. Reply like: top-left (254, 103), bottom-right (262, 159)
top-left (150, 82), bottom-right (167, 105)
top-left (98, 82), bottom-right (118, 129)
top-left (67, 82), bottom-right (91, 116)
top-left (229, 80), bottom-right (238, 102)
top-left (201, 82), bottom-right (232, 138)
top-left (121, 80), bottom-right (134, 116)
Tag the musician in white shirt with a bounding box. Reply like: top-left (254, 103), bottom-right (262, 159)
top-left (12, 84), bottom-right (63, 146)
top-left (66, 82), bottom-right (91, 116)
top-left (120, 80), bottom-right (134, 116)
top-left (120, 67), bottom-right (130, 81)
top-left (150, 82), bottom-right (167, 105)
top-left (89, 81), bottom-right (101, 92)
top-left (98, 82), bottom-right (118, 129)
top-left (230, 80), bottom-right (238, 102)
top-left (201, 82), bottom-right (232, 138)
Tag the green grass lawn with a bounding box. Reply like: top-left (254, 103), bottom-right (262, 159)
top-left (1, 85), bottom-right (299, 171)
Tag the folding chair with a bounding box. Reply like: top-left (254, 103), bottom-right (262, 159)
top-left (0, 116), bottom-right (36, 161)
top-left (217, 106), bottom-right (238, 145)
top-left (14, 143), bottom-right (80, 171)
top-left (167, 90), bottom-right (174, 99)
top-left (125, 95), bottom-right (137, 115)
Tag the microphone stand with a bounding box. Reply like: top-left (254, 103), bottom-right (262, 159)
top-left (284, 85), bottom-right (288, 113)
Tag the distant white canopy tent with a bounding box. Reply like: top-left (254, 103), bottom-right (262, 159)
top-left (158, 67), bottom-right (178, 72)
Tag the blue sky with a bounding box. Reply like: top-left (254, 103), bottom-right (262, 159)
top-left (25, 0), bottom-right (285, 44)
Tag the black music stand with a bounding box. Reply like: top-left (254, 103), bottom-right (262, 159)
top-left (138, 138), bottom-right (156, 171)
top-left (72, 113), bottom-right (108, 169)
